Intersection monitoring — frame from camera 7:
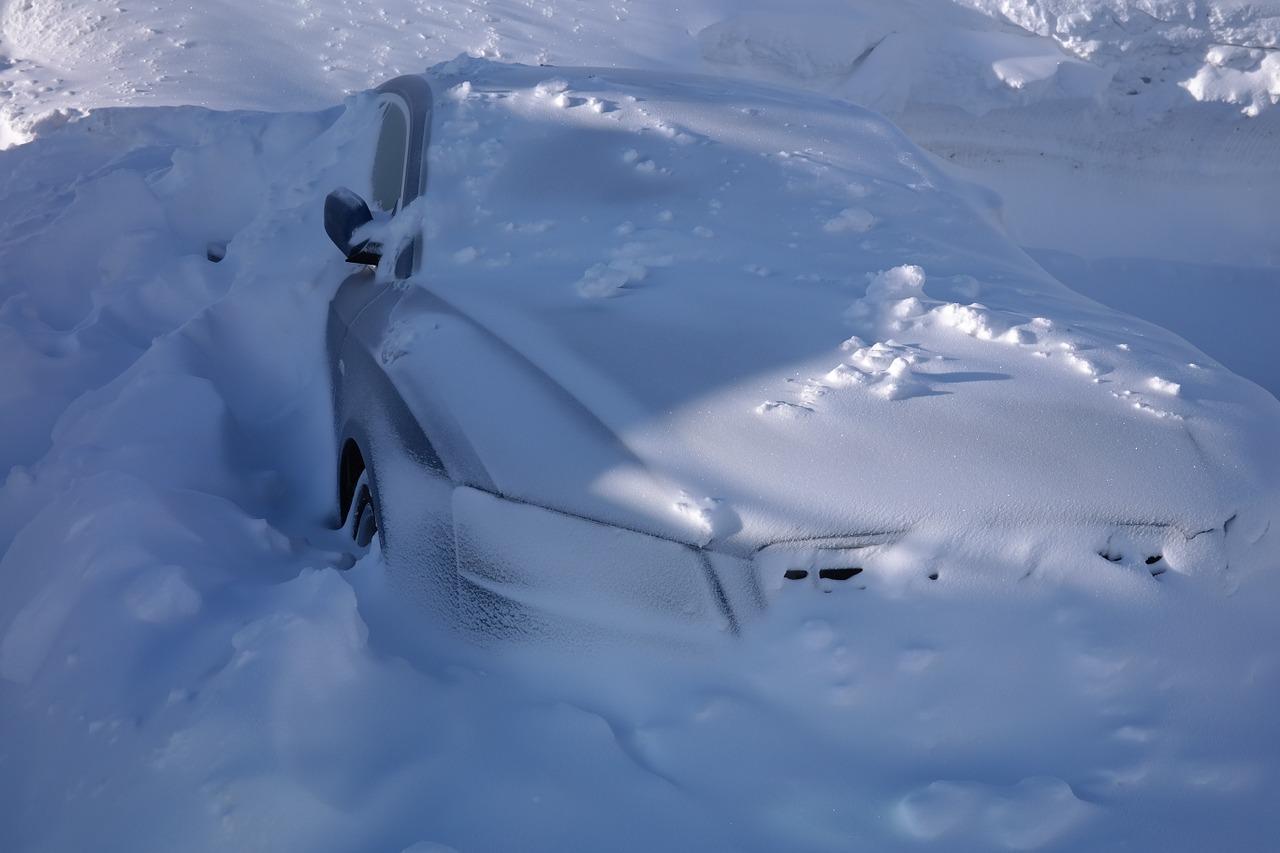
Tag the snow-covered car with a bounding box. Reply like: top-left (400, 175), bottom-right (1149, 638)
top-left (322, 60), bottom-right (1280, 643)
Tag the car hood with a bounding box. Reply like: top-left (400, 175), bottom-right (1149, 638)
top-left (392, 269), bottom-right (1270, 553)
top-left (377, 60), bottom-right (1280, 558)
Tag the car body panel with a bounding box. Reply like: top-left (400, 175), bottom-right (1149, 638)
top-left (325, 59), bottom-right (1280, 635)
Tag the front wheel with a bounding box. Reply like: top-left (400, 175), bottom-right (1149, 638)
top-left (344, 468), bottom-right (378, 549)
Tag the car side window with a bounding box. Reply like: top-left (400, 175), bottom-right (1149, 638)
top-left (371, 98), bottom-right (410, 212)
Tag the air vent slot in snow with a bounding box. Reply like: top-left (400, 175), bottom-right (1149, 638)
top-left (756, 537), bottom-right (897, 593)
top-left (817, 567), bottom-right (863, 581)
top-left (1098, 543), bottom-right (1166, 577)
top-left (782, 567), bottom-right (863, 581)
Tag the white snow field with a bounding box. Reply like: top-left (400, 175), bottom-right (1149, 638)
top-left (2, 2), bottom-right (1279, 852)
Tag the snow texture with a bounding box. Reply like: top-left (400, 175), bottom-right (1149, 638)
top-left (1, 2), bottom-right (1279, 852)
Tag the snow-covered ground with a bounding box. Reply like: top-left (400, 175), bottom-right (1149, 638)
top-left (2, 2), bottom-right (1279, 851)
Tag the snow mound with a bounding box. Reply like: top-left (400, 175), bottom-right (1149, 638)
top-left (960, 0), bottom-right (1280, 115)
top-left (697, 6), bottom-right (1112, 116)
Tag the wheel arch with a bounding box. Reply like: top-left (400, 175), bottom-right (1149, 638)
top-left (338, 435), bottom-right (368, 522)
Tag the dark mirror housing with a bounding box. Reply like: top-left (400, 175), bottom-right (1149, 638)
top-left (324, 187), bottom-right (383, 266)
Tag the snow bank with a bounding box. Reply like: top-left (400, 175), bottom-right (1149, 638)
top-left (5, 0), bottom-right (1280, 144)
top-left (960, 0), bottom-right (1280, 115)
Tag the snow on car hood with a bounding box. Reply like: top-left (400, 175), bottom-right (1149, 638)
top-left (387, 59), bottom-right (1280, 559)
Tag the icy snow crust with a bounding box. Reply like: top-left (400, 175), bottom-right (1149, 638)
top-left (408, 61), bottom-right (1276, 566)
top-left (0, 3), bottom-right (1279, 853)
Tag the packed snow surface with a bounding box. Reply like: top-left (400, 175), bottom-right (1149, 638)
top-left (2, 2), bottom-right (1279, 852)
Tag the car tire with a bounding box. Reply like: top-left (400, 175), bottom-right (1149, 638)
top-left (345, 467), bottom-right (378, 549)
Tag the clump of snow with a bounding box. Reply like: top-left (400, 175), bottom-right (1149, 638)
top-left (755, 399), bottom-right (814, 418)
top-left (575, 245), bottom-right (673, 298)
top-left (123, 565), bottom-right (203, 625)
top-left (576, 259), bottom-right (649, 298)
top-left (898, 776), bottom-right (1097, 847)
top-left (823, 206), bottom-right (877, 234)
top-left (819, 340), bottom-right (932, 401)
top-left (673, 492), bottom-right (739, 546)
top-left (1182, 45), bottom-right (1280, 116)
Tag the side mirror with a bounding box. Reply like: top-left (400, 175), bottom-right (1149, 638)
top-left (324, 187), bottom-right (383, 265)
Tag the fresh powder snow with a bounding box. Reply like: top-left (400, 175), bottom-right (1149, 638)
top-left (2, 2), bottom-right (1279, 852)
